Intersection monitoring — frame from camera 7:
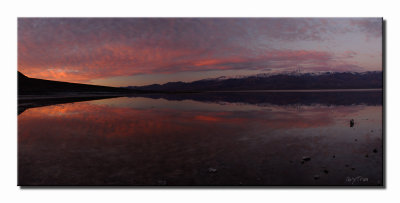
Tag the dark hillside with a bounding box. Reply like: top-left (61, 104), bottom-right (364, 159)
top-left (18, 71), bottom-right (137, 95)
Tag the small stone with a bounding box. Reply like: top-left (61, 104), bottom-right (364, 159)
top-left (313, 175), bottom-right (320, 180)
top-left (373, 149), bottom-right (378, 153)
top-left (208, 168), bottom-right (217, 173)
top-left (332, 155), bottom-right (336, 158)
top-left (365, 154), bottom-right (369, 158)
top-left (351, 168), bottom-right (355, 171)
top-left (323, 169), bottom-right (329, 174)
top-left (301, 161), bottom-right (305, 164)
top-left (302, 156), bottom-right (311, 161)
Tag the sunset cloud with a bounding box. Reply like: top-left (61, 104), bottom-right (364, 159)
top-left (18, 18), bottom-right (382, 86)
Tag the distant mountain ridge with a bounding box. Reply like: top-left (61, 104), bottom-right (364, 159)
top-left (126, 71), bottom-right (383, 92)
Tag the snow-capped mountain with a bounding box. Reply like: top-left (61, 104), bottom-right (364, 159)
top-left (126, 71), bottom-right (383, 92)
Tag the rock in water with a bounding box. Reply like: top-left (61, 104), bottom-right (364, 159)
top-left (302, 156), bottom-right (311, 162)
top-left (350, 119), bottom-right (355, 127)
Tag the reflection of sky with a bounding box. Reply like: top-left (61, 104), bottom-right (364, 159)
top-left (19, 97), bottom-right (382, 139)
top-left (18, 18), bottom-right (382, 86)
top-left (18, 97), bottom-right (383, 185)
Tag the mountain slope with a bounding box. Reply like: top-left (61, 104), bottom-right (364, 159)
top-left (128, 71), bottom-right (383, 92)
top-left (18, 71), bottom-right (138, 95)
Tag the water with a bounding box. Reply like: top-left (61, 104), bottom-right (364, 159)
top-left (18, 91), bottom-right (383, 186)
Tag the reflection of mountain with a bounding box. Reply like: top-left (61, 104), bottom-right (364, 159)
top-left (128, 71), bottom-right (383, 92)
top-left (18, 95), bottom-right (121, 115)
top-left (18, 90), bottom-right (382, 116)
top-left (129, 91), bottom-right (383, 106)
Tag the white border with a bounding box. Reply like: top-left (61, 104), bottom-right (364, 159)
top-left (1, 0), bottom-right (399, 203)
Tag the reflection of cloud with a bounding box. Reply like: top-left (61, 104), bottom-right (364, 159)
top-left (18, 98), bottom-right (383, 185)
top-left (18, 18), bottom-right (382, 84)
top-left (19, 101), bottom-right (368, 141)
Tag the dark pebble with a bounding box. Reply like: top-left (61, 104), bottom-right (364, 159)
top-left (332, 155), bottom-right (336, 158)
top-left (373, 149), bottom-right (378, 153)
top-left (314, 175), bottom-right (320, 180)
top-left (302, 156), bottom-right (311, 161)
top-left (323, 169), bottom-right (329, 174)
top-left (351, 168), bottom-right (355, 171)
top-left (301, 161), bottom-right (305, 164)
top-left (365, 154), bottom-right (369, 158)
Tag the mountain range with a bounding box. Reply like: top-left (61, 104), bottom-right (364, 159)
top-left (126, 71), bottom-right (383, 92)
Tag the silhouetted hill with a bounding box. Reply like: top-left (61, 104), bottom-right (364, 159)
top-left (18, 71), bottom-right (140, 95)
top-left (127, 71), bottom-right (383, 92)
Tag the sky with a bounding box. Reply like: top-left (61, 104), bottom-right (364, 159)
top-left (18, 18), bottom-right (382, 87)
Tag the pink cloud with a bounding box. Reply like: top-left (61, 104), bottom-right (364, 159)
top-left (18, 18), bottom-right (381, 84)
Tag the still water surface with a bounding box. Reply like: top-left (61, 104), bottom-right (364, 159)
top-left (18, 91), bottom-right (383, 186)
